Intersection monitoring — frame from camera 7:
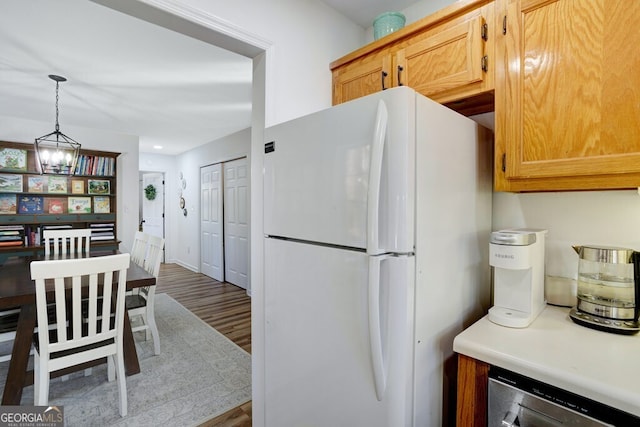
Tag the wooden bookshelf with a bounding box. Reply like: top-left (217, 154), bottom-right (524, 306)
top-left (0, 140), bottom-right (119, 262)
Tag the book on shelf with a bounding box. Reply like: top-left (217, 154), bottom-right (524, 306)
top-left (41, 224), bottom-right (73, 232)
top-left (71, 180), bottom-right (84, 194)
top-left (27, 176), bottom-right (46, 193)
top-left (0, 148), bottom-right (27, 171)
top-left (48, 198), bottom-right (66, 214)
top-left (68, 197), bottom-right (91, 214)
top-left (0, 240), bottom-right (23, 247)
top-left (0, 225), bottom-right (25, 231)
top-left (90, 222), bottom-right (115, 241)
top-left (0, 225), bottom-right (26, 247)
top-left (47, 176), bottom-right (67, 193)
top-left (24, 225), bottom-right (40, 246)
top-left (0, 174), bottom-right (23, 192)
top-left (0, 194), bottom-right (17, 214)
top-left (93, 196), bottom-right (110, 213)
top-left (18, 196), bottom-right (44, 214)
top-left (90, 234), bottom-right (115, 241)
top-left (74, 155), bottom-right (115, 176)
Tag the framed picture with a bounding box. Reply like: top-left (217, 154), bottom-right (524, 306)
top-left (0, 194), bottom-right (16, 214)
top-left (71, 179), bottom-right (85, 194)
top-left (88, 179), bottom-right (110, 194)
top-left (93, 196), bottom-right (110, 213)
top-left (68, 196), bottom-right (91, 214)
top-left (17, 196), bottom-right (43, 214)
top-left (48, 198), bottom-right (66, 214)
top-left (47, 176), bottom-right (67, 193)
top-left (0, 148), bottom-right (27, 171)
top-left (27, 176), bottom-right (46, 193)
top-left (0, 174), bottom-right (23, 192)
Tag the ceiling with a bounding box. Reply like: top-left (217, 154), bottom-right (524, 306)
top-left (323, 0), bottom-right (418, 27)
top-left (1, 0), bottom-right (416, 156)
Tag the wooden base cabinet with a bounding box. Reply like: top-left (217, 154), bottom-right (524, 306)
top-left (331, 0), bottom-right (496, 116)
top-left (456, 354), bottom-right (489, 427)
top-left (495, 0), bottom-right (640, 191)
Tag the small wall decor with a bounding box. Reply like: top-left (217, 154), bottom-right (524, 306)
top-left (178, 172), bottom-right (187, 215)
top-left (144, 184), bottom-right (157, 201)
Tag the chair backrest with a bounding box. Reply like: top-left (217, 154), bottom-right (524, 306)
top-left (130, 231), bottom-right (150, 267)
top-left (30, 253), bottom-right (130, 366)
top-left (43, 228), bottom-right (91, 256)
top-left (143, 235), bottom-right (165, 278)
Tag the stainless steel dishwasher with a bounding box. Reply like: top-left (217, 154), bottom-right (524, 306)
top-left (488, 366), bottom-right (640, 426)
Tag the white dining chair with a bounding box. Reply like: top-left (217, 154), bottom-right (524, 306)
top-left (130, 231), bottom-right (150, 267)
top-left (30, 253), bottom-right (130, 416)
top-left (42, 228), bottom-right (91, 257)
top-left (127, 234), bottom-right (164, 355)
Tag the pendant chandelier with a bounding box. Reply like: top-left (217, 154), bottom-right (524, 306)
top-left (34, 74), bottom-right (81, 175)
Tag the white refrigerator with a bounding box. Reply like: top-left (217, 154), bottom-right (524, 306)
top-left (263, 86), bottom-right (492, 426)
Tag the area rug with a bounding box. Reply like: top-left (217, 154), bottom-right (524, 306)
top-left (0, 293), bottom-right (252, 426)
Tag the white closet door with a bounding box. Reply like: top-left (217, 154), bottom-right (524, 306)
top-left (200, 163), bottom-right (223, 281)
top-left (224, 157), bottom-right (249, 289)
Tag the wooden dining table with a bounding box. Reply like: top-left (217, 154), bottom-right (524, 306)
top-left (0, 250), bottom-right (156, 405)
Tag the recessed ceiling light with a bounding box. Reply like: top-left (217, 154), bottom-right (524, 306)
top-left (153, 145), bottom-right (163, 150)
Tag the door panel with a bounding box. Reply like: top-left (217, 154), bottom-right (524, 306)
top-left (142, 173), bottom-right (164, 263)
top-left (200, 163), bottom-right (223, 281)
top-left (224, 158), bottom-right (249, 289)
top-left (396, 16), bottom-right (485, 98)
top-left (502, 0), bottom-right (640, 179)
top-left (264, 238), bottom-right (414, 426)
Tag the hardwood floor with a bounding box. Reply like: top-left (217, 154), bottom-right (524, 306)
top-left (156, 263), bottom-right (252, 426)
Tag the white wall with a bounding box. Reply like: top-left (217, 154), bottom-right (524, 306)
top-left (470, 112), bottom-right (640, 283)
top-left (493, 190), bottom-right (640, 279)
top-left (169, 0), bottom-right (364, 127)
top-left (365, 0), bottom-right (455, 40)
top-left (139, 128), bottom-right (251, 269)
top-left (0, 116), bottom-right (139, 254)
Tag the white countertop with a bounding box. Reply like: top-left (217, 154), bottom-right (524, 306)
top-left (453, 305), bottom-right (640, 417)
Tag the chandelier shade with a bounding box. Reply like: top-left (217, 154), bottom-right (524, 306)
top-left (34, 75), bottom-right (81, 175)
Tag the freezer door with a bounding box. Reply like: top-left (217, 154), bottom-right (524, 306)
top-left (264, 238), bottom-right (415, 427)
top-left (264, 87), bottom-right (416, 253)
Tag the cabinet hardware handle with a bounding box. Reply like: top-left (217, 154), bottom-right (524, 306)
top-left (503, 16), bottom-right (507, 35)
top-left (397, 66), bottom-right (404, 86)
top-left (481, 55), bottom-right (489, 72)
top-left (502, 154), bottom-right (506, 172)
top-left (381, 71), bottom-right (388, 91)
top-left (481, 23), bottom-right (488, 41)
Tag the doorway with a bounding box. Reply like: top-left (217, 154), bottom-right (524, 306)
top-left (140, 171), bottom-right (165, 260)
top-left (200, 157), bottom-right (249, 289)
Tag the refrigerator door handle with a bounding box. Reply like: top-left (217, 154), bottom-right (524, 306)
top-left (366, 100), bottom-right (388, 256)
top-left (368, 254), bottom-right (390, 401)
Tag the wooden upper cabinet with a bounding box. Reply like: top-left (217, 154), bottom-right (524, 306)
top-left (331, 0), bottom-right (495, 113)
top-left (332, 53), bottom-right (392, 105)
top-left (496, 0), bottom-right (640, 191)
top-left (396, 15), bottom-right (489, 102)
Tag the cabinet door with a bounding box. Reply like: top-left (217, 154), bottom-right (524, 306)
top-left (332, 53), bottom-right (391, 105)
top-left (396, 15), bottom-right (489, 103)
top-left (499, 0), bottom-right (640, 182)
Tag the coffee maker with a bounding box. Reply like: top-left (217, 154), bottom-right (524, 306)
top-left (489, 229), bottom-right (547, 328)
top-left (569, 245), bottom-right (640, 334)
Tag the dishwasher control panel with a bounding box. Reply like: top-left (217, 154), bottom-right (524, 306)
top-left (488, 366), bottom-right (639, 426)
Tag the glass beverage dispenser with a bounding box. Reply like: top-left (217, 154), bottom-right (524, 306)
top-left (569, 245), bottom-right (640, 334)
